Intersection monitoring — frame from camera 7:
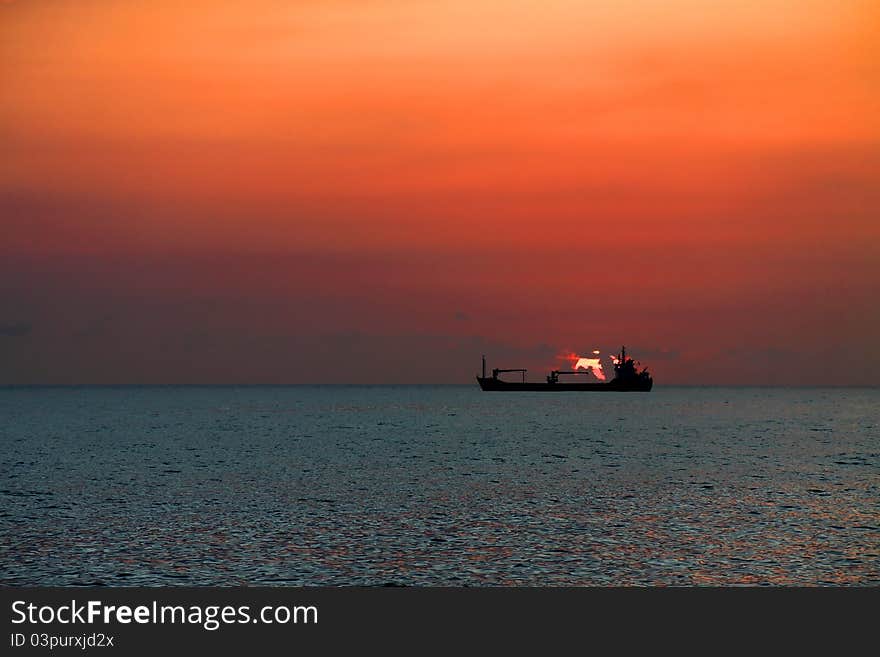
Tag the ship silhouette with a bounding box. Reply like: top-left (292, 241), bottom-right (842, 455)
top-left (476, 346), bottom-right (653, 392)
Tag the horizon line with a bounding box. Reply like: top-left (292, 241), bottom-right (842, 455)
top-left (1, 383), bottom-right (878, 389)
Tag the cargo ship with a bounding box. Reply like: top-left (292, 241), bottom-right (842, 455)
top-left (476, 346), bottom-right (652, 392)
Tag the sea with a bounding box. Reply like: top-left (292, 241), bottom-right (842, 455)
top-left (1, 385), bottom-right (878, 586)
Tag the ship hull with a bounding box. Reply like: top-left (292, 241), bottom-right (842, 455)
top-left (476, 377), bottom-right (652, 392)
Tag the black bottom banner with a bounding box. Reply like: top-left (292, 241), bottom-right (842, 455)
top-left (1, 587), bottom-right (875, 654)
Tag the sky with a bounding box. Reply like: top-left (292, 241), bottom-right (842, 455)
top-left (1, 0), bottom-right (878, 384)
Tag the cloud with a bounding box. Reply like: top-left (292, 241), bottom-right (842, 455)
top-left (0, 322), bottom-right (32, 337)
top-left (632, 347), bottom-right (680, 361)
top-left (71, 314), bottom-right (114, 339)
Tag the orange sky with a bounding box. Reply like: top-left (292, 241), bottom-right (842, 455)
top-left (1, 0), bottom-right (878, 383)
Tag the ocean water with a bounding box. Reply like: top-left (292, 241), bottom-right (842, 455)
top-left (1, 385), bottom-right (878, 586)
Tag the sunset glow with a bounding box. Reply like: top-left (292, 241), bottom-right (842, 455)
top-left (1, 0), bottom-right (878, 384)
top-left (574, 358), bottom-right (606, 381)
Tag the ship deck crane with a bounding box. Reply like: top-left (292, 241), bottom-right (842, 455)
top-left (482, 355), bottom-right (527, 382)
top-left (492, 368), bottom-right (527, 382)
